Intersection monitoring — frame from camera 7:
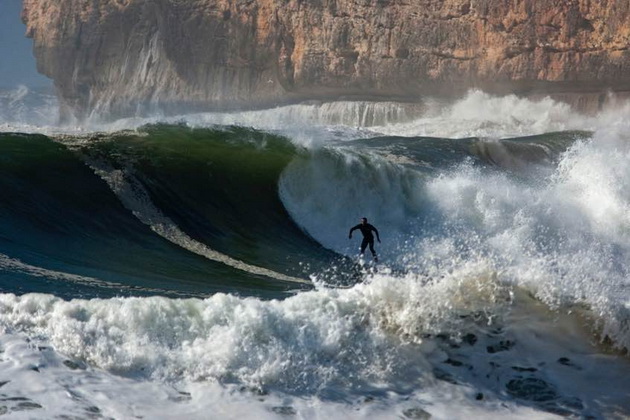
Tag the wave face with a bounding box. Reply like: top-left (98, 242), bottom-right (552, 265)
top-left (0, 126), bottom-right (332, 298)
top-left (1, 92), bottom-right (630, 419)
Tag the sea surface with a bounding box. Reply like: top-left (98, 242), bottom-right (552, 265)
top-left (1, 86), bottom-right (630, 419)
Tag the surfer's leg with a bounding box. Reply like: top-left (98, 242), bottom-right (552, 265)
top-left (360, 238), bottom-right (368, 256)
top-left (368, 240), bottom-right (377, 261)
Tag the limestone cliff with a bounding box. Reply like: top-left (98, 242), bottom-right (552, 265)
top-left (22, 0), bottom-right (630, 120)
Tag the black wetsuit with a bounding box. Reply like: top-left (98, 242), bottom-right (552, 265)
top-left (349, 223), bottom-right (380, 259)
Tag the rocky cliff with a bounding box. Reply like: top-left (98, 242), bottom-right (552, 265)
top-left (22, 0), bottom-right (630, 121)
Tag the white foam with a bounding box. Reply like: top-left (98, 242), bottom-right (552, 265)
top-left (0, 269), bottom-right (505, 385)
top-left (0, 271), bottom-right (473, 412)
top-left (370, 90), bottom-right (593, 139)
top-left (6, 89), bottom-right (630, 142)
top-left (0, 327), bottom-right (563, 419)
top-left (0, 273), bottom-right (627, 418)
top-left (419, 126), bottom-right (630, 349)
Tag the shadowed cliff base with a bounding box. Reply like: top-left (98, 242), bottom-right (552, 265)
top-left (21, 0), bottom-right (630, 122)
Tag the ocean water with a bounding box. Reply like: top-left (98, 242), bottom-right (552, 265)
top-left (0, 86), bottom-right (630, 419)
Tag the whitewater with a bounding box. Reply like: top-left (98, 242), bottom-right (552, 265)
top-left (0, 87), bottom-right (630, 419)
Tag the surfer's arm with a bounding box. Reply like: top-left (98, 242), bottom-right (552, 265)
top-left (349, 225), bottom-right (359, 239)
top-left (373, 226), bottom-right (381, 242)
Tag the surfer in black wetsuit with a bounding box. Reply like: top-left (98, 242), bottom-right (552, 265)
top-left (348, 217), bottom-right (381, 261)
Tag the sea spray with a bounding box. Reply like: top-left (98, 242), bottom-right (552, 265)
top-left (424, 131), bottom-right (630, 351)
top-left (0, 263), bottom-right (510, 388)
top-left (0, 85), bottom-right (58, 127)
top-left (371, 90), bottom-right (596, 139)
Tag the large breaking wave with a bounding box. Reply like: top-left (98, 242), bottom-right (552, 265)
top-left (1, 91), bottom-right (630, 418)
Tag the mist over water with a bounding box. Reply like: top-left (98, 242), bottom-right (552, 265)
top-left (0, 85), bottom-right (58, 128)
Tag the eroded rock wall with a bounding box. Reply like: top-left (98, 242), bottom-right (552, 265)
top-left (22, 0), bottom-right (630, 120)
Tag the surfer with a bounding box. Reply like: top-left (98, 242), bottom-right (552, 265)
top-left (348, 217), bottom-right (381, 261)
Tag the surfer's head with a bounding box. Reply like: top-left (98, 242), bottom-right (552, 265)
top-left (361, 217), bottom-right (367, 224)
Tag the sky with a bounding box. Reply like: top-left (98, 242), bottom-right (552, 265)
top-left (0, 0), bottom-right (52, 88)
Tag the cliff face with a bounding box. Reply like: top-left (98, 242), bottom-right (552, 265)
top-left (22, 0), bottom-right (630, 120)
